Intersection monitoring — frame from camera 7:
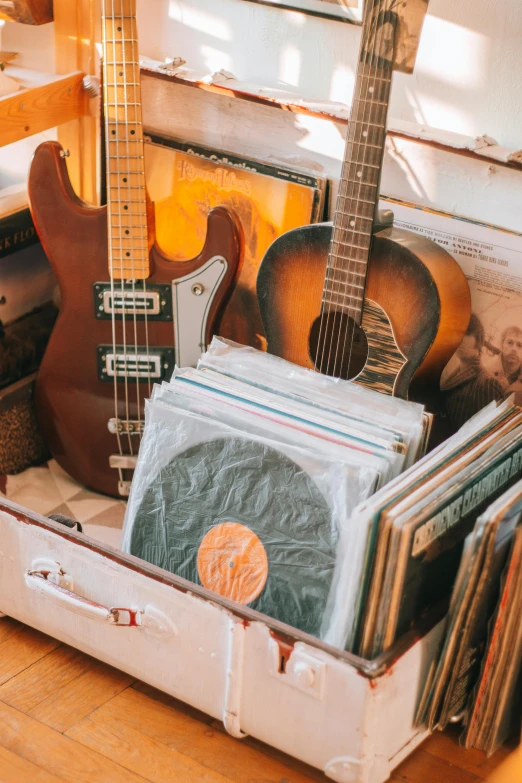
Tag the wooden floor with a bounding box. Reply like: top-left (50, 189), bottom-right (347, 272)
top-left (0, 616), bottom-right (515, 783)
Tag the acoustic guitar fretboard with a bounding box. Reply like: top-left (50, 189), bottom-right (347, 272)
top-left (324, 1), bottom-right (396, 323)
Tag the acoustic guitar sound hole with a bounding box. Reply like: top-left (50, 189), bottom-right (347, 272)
top-left (309, 311), bottom-right (368, 380)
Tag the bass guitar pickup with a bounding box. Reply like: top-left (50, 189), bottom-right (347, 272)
top-left (93, 282), bottom-right (172, 321)
top-left (97, 345), bottom-right (175, 382)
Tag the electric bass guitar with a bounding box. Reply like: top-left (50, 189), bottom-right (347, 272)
top-left (257, 0), bottom-right (470, 402)
top-left (28, 0), bottom-right (242, 498)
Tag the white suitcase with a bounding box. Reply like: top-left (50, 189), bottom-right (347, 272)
top-left (0, 498), bottom-right (444, 783)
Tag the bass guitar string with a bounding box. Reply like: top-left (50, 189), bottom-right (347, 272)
top-left (110, 0), bottom-right (133, 457)
top-left (102, 0), bottom-right (124, 483)
top-left (120, 0), bottom-right (142, 446)
top-left (332, 1), bottom-right (382, 380)
top-left (128, 1), bottom-right (153, 407)
top-left (339, 0), bottom-right (391, 380)
top-left (315, 0), bottom-right (375, 379)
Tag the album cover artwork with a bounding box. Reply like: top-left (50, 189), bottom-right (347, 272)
top-left (144, 134), bottom-right (326, 351)
top-left (383, 196), bottom-right (522, 430)
top-left (380, 430), bottom-right (522, 654)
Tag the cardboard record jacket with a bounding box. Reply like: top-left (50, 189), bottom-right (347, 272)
top-left (129, 435), bottom-right (336, 637)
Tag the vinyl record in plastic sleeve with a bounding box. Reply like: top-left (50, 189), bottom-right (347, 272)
top-left (129, 436), bottom-right (337, 636)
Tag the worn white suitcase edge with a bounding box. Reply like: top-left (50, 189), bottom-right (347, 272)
top-left (0, 499), bottom-right (444, 783)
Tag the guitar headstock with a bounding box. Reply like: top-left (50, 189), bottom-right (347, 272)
top-left (362, 0), bottom-right (429, 75)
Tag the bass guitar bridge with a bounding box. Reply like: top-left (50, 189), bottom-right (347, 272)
top-left (108, 418), bottom-right (145, 436)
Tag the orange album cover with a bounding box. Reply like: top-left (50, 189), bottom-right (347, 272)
top-left (144, 135), bottom-right (326, 349)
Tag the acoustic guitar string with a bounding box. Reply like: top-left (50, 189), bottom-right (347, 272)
top-left (340, 0), bottom-right (391, 380)
top-left (120, 0), bottom-right (142, 444)
top-left (110, 0), bottom-right (133, 456)
top-left (102, 0), bottom-right (124, 481)
top-left (343, 1), bottom-right (398, 382)
top-left (333, 0), bottom-right (382, 379)
top-left (317, 0), bottom-right (374, 378)
top-left (316, 0), bottom-right (375, 379)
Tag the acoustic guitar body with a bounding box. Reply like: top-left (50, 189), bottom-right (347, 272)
top-left (29, 142), bottom-right (242, 497)
top-left (257, 222), bottom-right (471, 401)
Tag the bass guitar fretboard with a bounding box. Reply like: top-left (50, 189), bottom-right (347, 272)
top-left (102, 0), bottom-right (149, 280)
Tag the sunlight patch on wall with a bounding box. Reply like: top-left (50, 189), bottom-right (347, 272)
top-left (279, 44), bottom-right (302, 88)
top-left (168, 1), bottom-right (232, 42)
top-left (200, 45), bottom-right (233, 74)
top-left (414, 93), bottom-right (477, 139)
top-left (329, 64), bottom-right (355, 104)
top-left (416, 16), bottom-right (488, 89)
top-left (295, 114), bottom-right (346, 163)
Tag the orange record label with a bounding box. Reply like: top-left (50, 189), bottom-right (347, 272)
top-left (197, 522), bottom-right (268, 604)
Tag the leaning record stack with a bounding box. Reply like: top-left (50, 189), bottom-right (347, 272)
top-left (122, 338), bottom-right (427, 641)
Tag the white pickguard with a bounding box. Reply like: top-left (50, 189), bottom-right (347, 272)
top-left (172, 255), bottom-right (228, 367)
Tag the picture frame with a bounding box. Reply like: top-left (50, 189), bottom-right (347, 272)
top-left (241, 0), bottom-right (363, 24)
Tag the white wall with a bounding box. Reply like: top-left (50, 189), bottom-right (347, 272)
top-left (136, 0), bottom-right (522, 151)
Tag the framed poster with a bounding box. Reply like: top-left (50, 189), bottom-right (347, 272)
top-left (241, 0), bottom-right (362, 24)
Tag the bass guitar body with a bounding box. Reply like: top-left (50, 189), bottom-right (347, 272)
top-left (257, 222), bottom-right (471, 401)
top-left (29, 141), bottom-right (242, 497)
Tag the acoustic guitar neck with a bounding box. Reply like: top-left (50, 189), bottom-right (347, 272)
top-left (102, 0), bottom-right (149, 280)
top-left (325, 0), bottom-right (397, 325)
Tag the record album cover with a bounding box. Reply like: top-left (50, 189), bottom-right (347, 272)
top-left (144, 134), bottom-right (326, 351)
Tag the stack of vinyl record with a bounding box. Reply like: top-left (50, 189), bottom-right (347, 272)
top-left (419, 478), bottom-right (522, 750)
top-left (121, 337), bottom-right (428, 640)
top-left (333, 396), bottom-right (522, 658)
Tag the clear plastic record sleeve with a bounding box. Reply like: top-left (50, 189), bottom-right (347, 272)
top-left (168, 368), bottom-right (405, 485)
top-left (122, 383), bottom-right (381, 639)
top-left (200, 337), bottom-right (426, 468)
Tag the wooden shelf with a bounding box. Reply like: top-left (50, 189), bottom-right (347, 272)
top-left (0, 67), bottom-right (85, 148)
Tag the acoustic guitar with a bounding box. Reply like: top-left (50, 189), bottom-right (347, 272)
top-left (257, 0), bottom-right (470, 402)
top-left (28, 0), bottom-right (242, 498)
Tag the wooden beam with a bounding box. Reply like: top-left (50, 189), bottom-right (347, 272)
top-left (53, 0), bottom-right (100, 205)
top-left (0, 70), bottom-right (84, 147)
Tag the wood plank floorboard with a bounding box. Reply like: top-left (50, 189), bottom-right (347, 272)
top-left (0, 617), bottom-right (515, 783)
